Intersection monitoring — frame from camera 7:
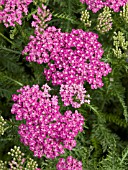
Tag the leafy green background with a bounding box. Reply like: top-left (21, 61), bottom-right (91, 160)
top-left (0, 0), bottom-right (128, 169)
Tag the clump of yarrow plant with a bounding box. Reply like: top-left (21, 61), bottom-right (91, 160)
top-left (9, 3), bottom-right (113, 170)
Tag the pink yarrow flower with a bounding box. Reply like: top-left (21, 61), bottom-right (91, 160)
top-left (0, 0), bottom-right (32, 27)
top-left (22, 27), bottom-right (112, 89)
top-left (11, 84), bottom-right (84, 159)
top-left (80, 0), bottom-right (128, 13)
top-left (56, 156), bottom-right (83, 170)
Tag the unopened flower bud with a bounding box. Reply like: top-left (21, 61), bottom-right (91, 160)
top-left (97, 7), bottom-right (112, 33)
top-left (120, 3), bottom-right (128, 23)
top-left (113, 31), bottom-right (128, 58)
top-left (0, 116), bottom-right (7, 135)
top-left (80, 10), bottom-right (91, 27)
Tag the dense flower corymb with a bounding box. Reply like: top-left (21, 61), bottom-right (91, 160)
top-left (80, 0), bottom-right (128, 13)
top-left (0, 0), bottom-right (32, 27)
top-left (56, 156), bottom-right (83, 170)
top-left (11, 84), bottom-right (84, 159)
top-left (22, 27), bottom-right (112, 89)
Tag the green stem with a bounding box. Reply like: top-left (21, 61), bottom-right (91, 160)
top-left (6, 120), bottom-right (19, 126)
top-left (67, 0), bottom-right (71, 31)
top-left (100, 85), bottom-right (110, 112)
top-left (120, 148), bottom-right (128, 165)
top-left (0, 32), bottom-right (14, 45)
top-left (0, 138), bottom-right (13, 141)
top-left (16, 24), bottom-right (28, 42)
top-left (100, 98), bottom-right (106, 112)
top-left (0, 46), bottom-right (21, 54)
top-left (84, 104), bottom-right (101, 117)
top-left (4, 76), bottom-right (23, 86)
top-left (26, 9), bottom-right (38, 20)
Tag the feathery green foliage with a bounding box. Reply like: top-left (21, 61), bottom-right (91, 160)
top-left (0, 0), bottom-right (128, 169)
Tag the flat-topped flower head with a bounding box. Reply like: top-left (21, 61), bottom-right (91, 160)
top-left (11, 84), bottom-right (60, 121)
top-left (22, 27), bottom-right (112, 89)
top-left (11, 84), bottom-right (84, 159)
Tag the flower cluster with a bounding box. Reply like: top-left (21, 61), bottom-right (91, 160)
top-left (11, 84), bottom-right (84, 159)
top-left (0, 115), bottom-right (7, 135)
top-left (0, 160), bottom-right (7, 170)
top-left (31, 4), bottom-right (52, 35)
top-left (80, 10), bottom-right (91, 27)
top-left (97, 7), bottom-right (112, 33)
top-left (120, 3), bottom-right (128, 23)
top-left (8, 146), bottom-right (25, 170)
top-left (113, 31), bottom-right (128, 58)
top-left (22, 27), bottom-right (112, 89)
top-left (80, 0), bottom-right (128, 13)
top-left (56, 156), bottom-right (83, 170)
top-left (60, 83), bottom-right (90, 108)
top-left (0, 0), bottom-right (32, 27)
top-left (8, 146), bottom-right (40, 170)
